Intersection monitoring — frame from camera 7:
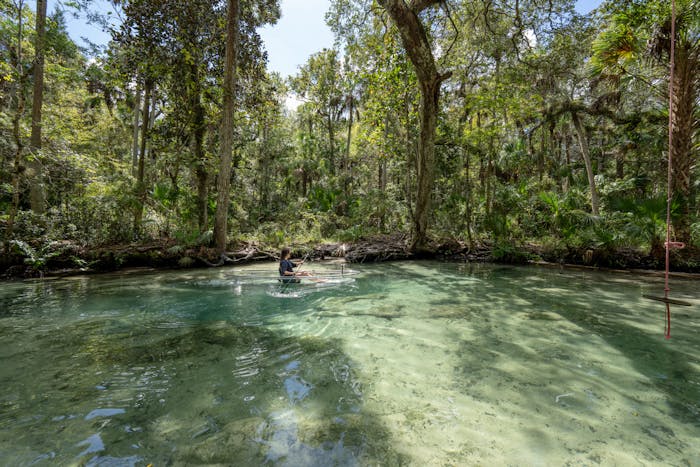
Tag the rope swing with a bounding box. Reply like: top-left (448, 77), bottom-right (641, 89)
top-left (642, 0), bottom-right (692, 338)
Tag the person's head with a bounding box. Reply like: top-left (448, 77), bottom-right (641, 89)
top-left (280, 247), bottom-right (291, 260)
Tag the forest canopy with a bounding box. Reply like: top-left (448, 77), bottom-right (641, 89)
top-left (1, 0), bottom-right (698, 273)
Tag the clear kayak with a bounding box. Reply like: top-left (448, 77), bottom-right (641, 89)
top-left (228, 266), bottom-right (361, 284)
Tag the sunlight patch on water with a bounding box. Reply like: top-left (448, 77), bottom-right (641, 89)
top-left (0, 261), bottom-right (698, 465)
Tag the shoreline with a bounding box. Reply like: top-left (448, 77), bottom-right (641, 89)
top-left (3, 237), bottom-right (700, 281)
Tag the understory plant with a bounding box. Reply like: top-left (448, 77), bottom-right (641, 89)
top-left (8, 240), bottom-right (80, 276)
top-left (607, 195), bottom-right (674, 258)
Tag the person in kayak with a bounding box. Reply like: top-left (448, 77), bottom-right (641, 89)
top-left (279, 247), bottom-right (311, 283)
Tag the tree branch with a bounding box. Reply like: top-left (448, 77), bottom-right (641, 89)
top-left (527, 100), bottom-right (665, 135)
top-left (438, 70), bottom-right (453, 83)
top-left (410, 0), bottom-right (442, 13)
top-left (379, 0), bottom-right (440, 83)
top-left (438, 1), bottom-right (459, 68)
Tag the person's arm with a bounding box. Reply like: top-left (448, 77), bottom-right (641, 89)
top-left (282, 260), bottom-right (293, 276)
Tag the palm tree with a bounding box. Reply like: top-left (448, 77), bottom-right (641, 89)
top-left (591, 0), bottom-right (699, 244)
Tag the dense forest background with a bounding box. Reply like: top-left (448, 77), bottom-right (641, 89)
top-left (1, 0), bottom-right (698, 274)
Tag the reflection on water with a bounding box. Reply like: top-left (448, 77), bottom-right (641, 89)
top-left (0, 261), bottom-right (699, 465)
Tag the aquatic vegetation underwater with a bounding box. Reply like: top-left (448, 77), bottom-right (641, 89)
top-left (0, 261), bottom-right (698, 465)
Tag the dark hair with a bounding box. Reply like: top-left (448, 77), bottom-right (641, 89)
top-left (280, 247), bottom-right (291, 259)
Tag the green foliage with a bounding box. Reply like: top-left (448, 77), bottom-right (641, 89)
top-left (1, 0), bottom-right (697, 275)
top-left (196, 230), bottom-right (214, 247)
top-left (307, 186), bottom-right (340, 212)
top-left (251, 223), bottom-right (287, 248)
top-left (492, 241), bottom-right (531, 264)
top-left (336, 224), bottom-right (366, 242)
top-left (538, 190), bottom-right (598, 241)
top-left (9, 239), bottom-right (75, 272)
top-left (153, 183), bottom-right (179, 210)
top-left (172, 227), bottom-right (205, 246)
top-left (692, 223), bottom-right (700, 247)
top-left (607, 195), bottom-right (673, 254)
top-left (590, 17), bottom-right (639, 76)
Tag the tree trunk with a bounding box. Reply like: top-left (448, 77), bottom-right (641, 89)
top-left (213, 0), bottom-right (239, 254)
top-left (538, 130), bottom-right (546, 181)
top-left (28, 0), bottom-right (47, 214)
top-left (669, 44), bottom-right (697, 244)
top-left (413, 77), bottom-right (440, 250)
top-left (6, 0), bottom-right (26, 246)
top-left (378, 0), bottom-right (449, 252)
top-left (133, 80), bottom-right (152, 236)
top-left (327, 111), bottom-right (335, 176)
top-left (190, 63), bottom-right (208, 234)
top-left (343, 95), bottom-right (353, 206)
top-left (258, 121), bottom-right (270, 220)
top-left (571, 112), bottom-right (600, 216)
top-left (131, 82), bottom-right (142, 177)
top-left (195, 161), bottom-right (208, 233)
top-left (463, 145), bottom-right (474, 249)
top-left (378, 158), bottom-right (387, 230)
top-left (404, 90), bottom-right (413, 218)
top-left (615, 149), bottom-right (624, 179)
top-left (485, 151), bottom-right (492, 216)
top-left (148, 90), bottom-right (158, 145)
top-left (378, 112), bottom-right (388, 230)
top-left (345, 97), bottom-right (353, 170)
top-left (563, 132), bottom-right (571, 192)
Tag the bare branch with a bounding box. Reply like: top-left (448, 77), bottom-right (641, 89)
top-left (438, 1), bottom-right (459, 69)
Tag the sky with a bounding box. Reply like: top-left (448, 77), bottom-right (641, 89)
top-left (47, 0), bottom-right (115, 50)
top-left (48, 0), bottom-right (602, 78)
top-left (259, 0), bottom-right (336, 77)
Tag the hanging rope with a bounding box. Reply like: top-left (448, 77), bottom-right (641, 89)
top-left (663, 0), bottom-right (677, 339)
top-left (645, 0), bottom-right (693, 331)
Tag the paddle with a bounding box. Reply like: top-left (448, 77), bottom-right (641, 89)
top-left (293, 252), bottom-right (328, 284)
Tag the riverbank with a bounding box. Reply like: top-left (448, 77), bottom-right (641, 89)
top-left (2, 235), bottom-right (699, 279)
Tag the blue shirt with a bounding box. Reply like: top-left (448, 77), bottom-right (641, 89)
top-left (279, 259), bottom-right (297, 276)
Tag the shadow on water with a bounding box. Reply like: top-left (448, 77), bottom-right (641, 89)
top-left (447, 264), bottom-right (700, 428)
top-left (287, 261), bottom-right (700, 433)
top-left (399, 262), bottom-right (700, 464)
top-left (525, 271), bottom-right (699, 428)
top-left (0, 288), bottom-right (406, 465)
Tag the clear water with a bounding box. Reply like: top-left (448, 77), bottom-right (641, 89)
top-left (1, 261), bottom-right (699, 466)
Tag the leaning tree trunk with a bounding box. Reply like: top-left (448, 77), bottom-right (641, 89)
top-left (377, 0), bottom-right (450, 252)
top-left (571, 111), bottom-right (600, 216)
top-left (213, 0), bottom-right (239, 254)
top-left (669, 44), bottom-right (697, 244)
top-left (28, 0), bottom-right (47, 214)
